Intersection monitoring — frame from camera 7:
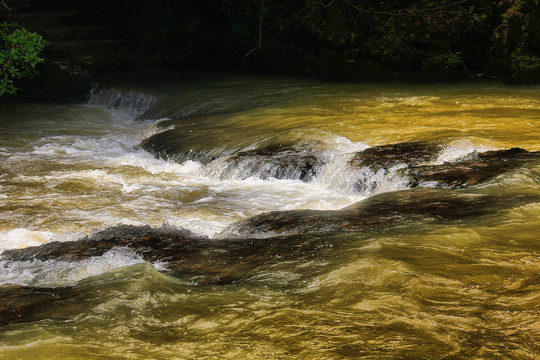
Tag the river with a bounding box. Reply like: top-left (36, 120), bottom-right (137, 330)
top-left (0, 76), bottom-right (539, 359)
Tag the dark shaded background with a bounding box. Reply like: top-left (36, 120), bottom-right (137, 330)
top-left (3, 0), bottom-right (540, 100)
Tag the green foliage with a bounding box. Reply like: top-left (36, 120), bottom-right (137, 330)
top-left (0, 22), bottom-right (47, 97)
top-left (511, 53), bottom-right (540, 79)
top-left (422, 51), bottom-right (462, 79)
top-left (369, 18), bottom-right (412, 64)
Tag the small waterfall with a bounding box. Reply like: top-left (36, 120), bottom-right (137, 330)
top-left (200, 143), bottom-right (414, 197)
top-left (86, 85), bottom-right (160, 116)
top-left (203, 145), bottom-right (327, 182)
top-left (313, 152), bottom-right (411, 196)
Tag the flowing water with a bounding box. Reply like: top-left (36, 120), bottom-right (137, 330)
top-left (0, 77), bottom-right (539, 359)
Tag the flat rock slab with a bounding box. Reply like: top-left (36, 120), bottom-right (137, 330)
top-left (348, 142), bottom-right (442, 170)
top-left (220, 188), bottom-right (537, 238)
top-left (0, 284), bottom-right (81, 327)
top-left (3, 189), bottom-right (537, 271)
top-left (401, 147), bottom-right (540, 187)
top-left (0, 228), bottom-right (329, 326)
top-left (1, 225), bottom-right (326, 285)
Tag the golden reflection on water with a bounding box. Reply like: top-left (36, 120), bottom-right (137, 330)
top-left (159, 83), bottom-right (540, 157)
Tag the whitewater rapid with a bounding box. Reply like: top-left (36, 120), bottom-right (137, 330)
top-left (1, 84), bottom-right (506, 255)
top-left (0, 89), bottom-right (369, 252)
top-left (4, 81), bottom-right (532, 289)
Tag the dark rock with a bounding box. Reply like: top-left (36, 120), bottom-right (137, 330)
top-left (4, 188), bottom-right (536, 274)
top-left (0, 225), bottom-right (325, 285)
top-left (0, 284), bottom-right (80, 327)
top-left (348, 142), bottom-right (442, 171)
top-left (401, 148), bottom-right (540, 188)
top-left (0, 227), bottom-right (331, 326)
top-left (349, 144), bottom-right (540, 190)
top-left (219, 188), bottom-right (537, 238)
top-left (1, 225), bottom-right (203, 263)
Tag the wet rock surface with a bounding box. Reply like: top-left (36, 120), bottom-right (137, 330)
top-left (220, 189), bottom-right (537, 238)
top-left (401, 148), bottom-right (540, 188)
top-left (0, 284), bottom-right (82, 327)
top-left (349, 142), bottom-right (442, 171)
top-left (2, 226), bottom-right (205, 263)
top-left (349, 143), bottom-right (540, 189)
top-left (0, 225), bottom-right (327, 286)
top-left (143, 138), bottom-right (539, 187)
top-left (140, 127), bottom-right (226, 165)
top-left (0, 227), bottom-right (330, 326)
top-left (3, 188), bottom-right (537, 269)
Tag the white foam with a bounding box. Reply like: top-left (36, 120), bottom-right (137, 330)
top-left (434, 139), bottom-right (493, 164)
top-left (105, 152), bottom-right (205, 177)
top-left (141, 121), bottom-right (175, 141)
top-left (0, 228), bottom-right (55, 252)
top-left (162, 217), bottom-right (228, 238)
top-left (0, 247), bottom-right (146, 287)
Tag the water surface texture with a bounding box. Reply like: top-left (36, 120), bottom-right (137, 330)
top-left (0, 78), bottom-right (539, 359)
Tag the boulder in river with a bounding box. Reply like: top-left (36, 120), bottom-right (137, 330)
top-left (0, 227), bottom-right (331, 326)
top-left (3, 189), bottom-right (537, 271)
top-left (0, 225), bottom-right (325, 285)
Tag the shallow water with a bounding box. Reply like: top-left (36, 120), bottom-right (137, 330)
top-left (0, 77), bottom-right (539, 359)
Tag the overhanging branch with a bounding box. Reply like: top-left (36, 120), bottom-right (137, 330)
top-left (244, 0), bottom-right (265, 57)
top-left (340, 0), bottom-right (469, 16)
top-left (1, 0), bottom-right (11, 11)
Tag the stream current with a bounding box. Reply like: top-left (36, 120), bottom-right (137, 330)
top-left (0, 77), bottom-right (539, 359)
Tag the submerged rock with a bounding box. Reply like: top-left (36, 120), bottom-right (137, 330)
top-left (0, 228), bottom-right (330, 326)
top-left (347, 141), bottom-right (443, 193)
top-left (2, 226), bottom-right (204, 263)
top-left (401, 148), bottom-right (540, 188)
top-left (3, 188), bottom-right (536, 271)
top-left (141, 127), bottom-right (226, 165)
top-left (0, 284), bottom-right (80, 327)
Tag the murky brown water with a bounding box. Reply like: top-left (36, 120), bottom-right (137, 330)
top-left (0, 78), bottom-right (539, 359)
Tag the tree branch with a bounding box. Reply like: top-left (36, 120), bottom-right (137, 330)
top-left (344, 0), bottom-right (469, 17)
top-left (1, 0), bottom-right (11, 11)
top-left (314, 0), bottom-right (338, 8)
top-left (244, 0), bottom-right (265, 57)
